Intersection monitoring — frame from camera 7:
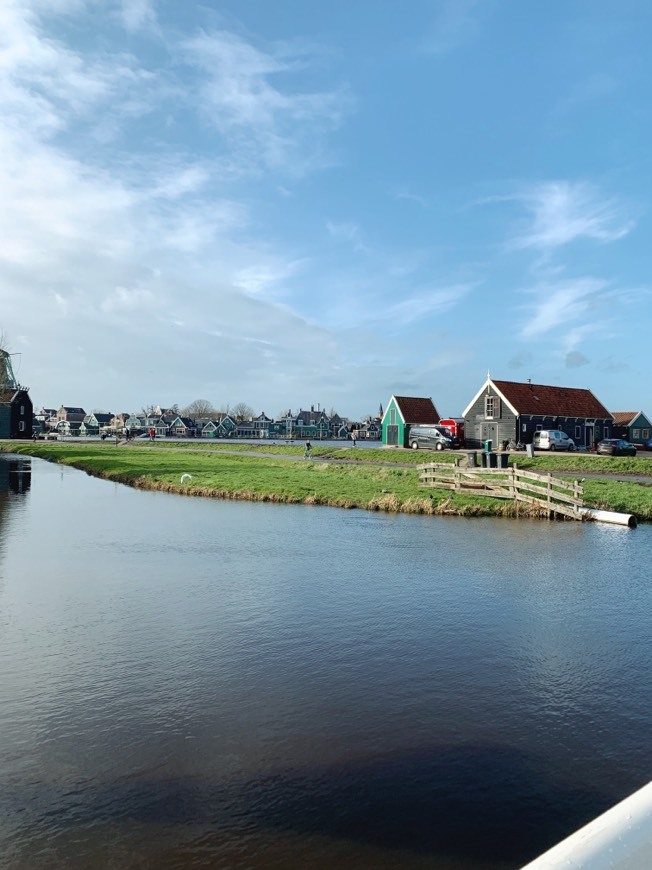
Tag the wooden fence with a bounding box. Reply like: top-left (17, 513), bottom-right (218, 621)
top-left (418, 462), bottom-right (584, 520)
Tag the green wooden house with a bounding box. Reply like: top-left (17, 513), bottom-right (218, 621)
top-left (381, 396), bottom-right (440, 447)
top-left (611, 411), bottom-right (652, 444)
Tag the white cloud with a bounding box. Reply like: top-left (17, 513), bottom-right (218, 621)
top-left (510, 182), bottom-right (634, 251)
top-left (182, 29), bottom-right (352, 174)
top-left (385, 284), bottom-right (473, 326)
top-left (118, 0), bottom-right (156, 33)
top-left (326, 220), bottom-right (368, 252)
top-left (520, 277), bottom-right (606, 339)
top-left (100, 285), bottom-right (156, 313)
top-left (421, 0), bottom-right (486, 55)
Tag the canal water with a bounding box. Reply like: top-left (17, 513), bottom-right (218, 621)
top-left (0, 455), bottom-right (651, 869)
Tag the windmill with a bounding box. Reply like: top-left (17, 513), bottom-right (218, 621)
top-left (0, 349), bottom-right (19, 391)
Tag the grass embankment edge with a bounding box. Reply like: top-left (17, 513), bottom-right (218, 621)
top-left (3, 441), bottom-right (651, 521)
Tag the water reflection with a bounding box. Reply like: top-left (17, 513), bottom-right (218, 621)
top-left (0, 457), bottom-right (650, 869)
top-left (0, 456), bottom-right (31, 566)
top-left (0, 456), bottom-right (32, 496)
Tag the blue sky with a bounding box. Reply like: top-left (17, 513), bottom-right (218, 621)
top-left (1, 0), bottom-right (650, 419)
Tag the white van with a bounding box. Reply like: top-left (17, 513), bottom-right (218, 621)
top-left (532, 430), bottom-right (575, 452)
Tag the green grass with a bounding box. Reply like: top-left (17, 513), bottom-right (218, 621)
top-left (3, 441), bottom-right (652, 520)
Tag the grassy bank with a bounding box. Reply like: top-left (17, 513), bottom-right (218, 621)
top-left (3, 441), bottom-right (652, 520)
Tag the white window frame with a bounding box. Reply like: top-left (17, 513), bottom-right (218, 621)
top-left (485, 396), bottom-right (495, 419)
top-left (575, 426), bottom-right (581, 438)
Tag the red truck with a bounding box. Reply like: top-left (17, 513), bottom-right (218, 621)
top-left (439, 418), bottom-right (465, 446)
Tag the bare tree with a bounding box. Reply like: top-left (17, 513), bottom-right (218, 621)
top-left (231, 402), bottom-right (254, 422)
top-left (183, 398), bottom-right (216, 418)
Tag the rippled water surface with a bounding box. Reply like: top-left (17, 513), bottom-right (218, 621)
top-left (0, 455), bottom-right (651, 869)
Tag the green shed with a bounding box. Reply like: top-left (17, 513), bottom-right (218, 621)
top-left (381, 395), bottom-right (440, 448)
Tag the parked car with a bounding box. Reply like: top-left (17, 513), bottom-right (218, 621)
top-left (642, 438), bottom-right (652, 451)
top-left (596, 439), bottom-right (637, 456)
top-left (408, 425), bottom-right (454, 451)
top-left (532, 430), bottom-right (575, 451)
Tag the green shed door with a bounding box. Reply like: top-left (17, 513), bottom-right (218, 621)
top-left (386, 425), bottom-right (398, 445)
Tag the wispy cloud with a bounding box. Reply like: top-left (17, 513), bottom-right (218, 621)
top-left (118, 0), bottom-right (157, 34)
top-left (519, 277), bottom-right (607, 339)
top-left (385, 284), bottom-right (473, 326)
top-left (393, 186), bottom-right (429, 208)
top-left (326, 220), bottom-right (368, 252)
top-left (421, 0), bottom-right (487, 55)
top-left (509, 182), bottom-right (634, 251)
top-left (182, 30), bottom-right (353, 175)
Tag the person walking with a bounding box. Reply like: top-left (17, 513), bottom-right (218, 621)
top-left (304, 439), bottom-right (312, 459)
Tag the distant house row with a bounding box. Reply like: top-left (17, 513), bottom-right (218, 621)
top-left (32, 404), bottom-right (383, 441)
top-left (381, 377), bottom-right (651, 449)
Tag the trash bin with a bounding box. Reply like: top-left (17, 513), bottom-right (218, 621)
top-left (496, 452), bottom-right (509, 469)
top-left (483, 439), bottom-right (493, 453)
top-left (526, 443), bottom-right (534, 458)
top-left (465, 451), bottom-right (478, 468)
top-left (481, 452), bottom-right (498, 468)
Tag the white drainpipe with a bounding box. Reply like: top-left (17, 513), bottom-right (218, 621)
top-left (522, 780), bottom-right (652, 869)
top-left (579, 508), bottom-right (638, 528)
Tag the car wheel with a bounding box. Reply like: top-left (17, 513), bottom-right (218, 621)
top-left (411, 441), bottom-right (419, 450)
top-left (436, 442), bottom-right (444, 451)
top-left (549, 444), bottom-right (555, 451)
top-left (568, 444), bottom-right (574, 452)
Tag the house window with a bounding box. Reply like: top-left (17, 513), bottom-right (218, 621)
top-left (485, 396), bottom-right (495, 419)
top-left (522, 423), bottom-right (527, 432)
top-left (633, 429), bottom-right (640, 440)
top-left (644, 429), bottom-right (650, 439)
top-left (604, 427), bottom-right (610, 438)
top-left (536, 424), bottom-right (542, 431)
top-left (390, 409), bottom-right (396, 425)
top-left (20, 405), bottom-right (25, 415)
top-left (19, 421), bottom-right (25, 431)
top-left (575, 426), bottom-right (581, 438)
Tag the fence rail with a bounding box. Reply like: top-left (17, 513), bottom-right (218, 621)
top-left (418, 462), bottom-right (584, 520)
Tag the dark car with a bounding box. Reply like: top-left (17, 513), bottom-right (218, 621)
top-left (643, 438), bottom-right (652, 451)
top-left (596, 439), bottom-right (637, 456)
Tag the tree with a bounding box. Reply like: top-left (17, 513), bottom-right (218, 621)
top-left (182, 399), bottom-right (216, 419)
top-left (231, 402), bottom-right (254, 422)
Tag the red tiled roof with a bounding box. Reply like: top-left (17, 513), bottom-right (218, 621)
top-left (393, 396), bottom-right (440, 424)
top-left (611, 411), bottom-right (638, 425)
top-left (492, 380), bottom-right (612, 419)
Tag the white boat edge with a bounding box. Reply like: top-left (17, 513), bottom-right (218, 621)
top-left (521, 780), bottom-right (652, 869)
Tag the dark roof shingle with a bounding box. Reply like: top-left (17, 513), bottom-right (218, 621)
top-left (611, 411), bottom-right (638, 426)
top-left (393, 396), bottom-right (440, 424)
top-left (493, 380), bottom-right (611, 419)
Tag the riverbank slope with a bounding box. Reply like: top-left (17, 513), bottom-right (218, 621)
top-left (3, 441), bottom-right (652, 520)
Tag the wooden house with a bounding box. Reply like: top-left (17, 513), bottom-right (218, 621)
top-left (462, 377), bottom-right (613, 449)
top-left (610, 412), bottom-right (652, 445)
top-left (57, 405), bottom-right (86, 423)
top-left (381, 396), bottom-right (441, 448)
top-left (169, 416), bottom-right (196, 437)
top-left (0, 389), bottom-right (32, 438)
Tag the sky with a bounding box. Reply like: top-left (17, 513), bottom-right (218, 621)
top-left (1, 0), bottom-right (651, 420)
